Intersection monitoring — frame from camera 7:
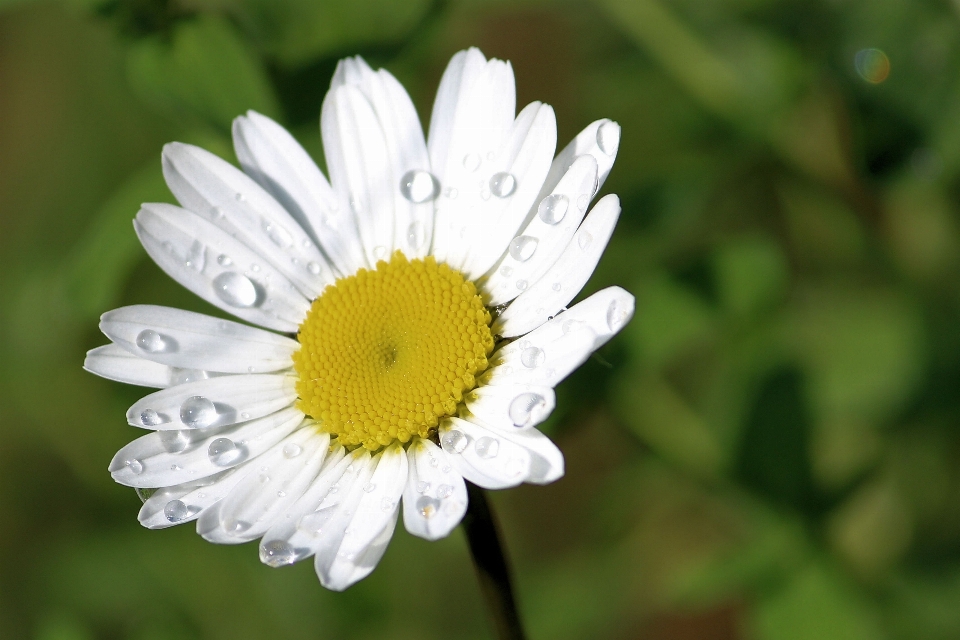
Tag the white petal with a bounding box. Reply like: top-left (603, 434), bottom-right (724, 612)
top-left (402, 438), bottom-right (467, 541)
top-left (493, 194), bottom-right (621, 338)
top-left (200, 430), bottom-right (329, 544)
top-left (109, 408), bottom-right (304, 488)
top-left (138, 467), bottom-right (248, 529)
top-left (232, 111), bottom-right (354, 278)
top-left (428, 49), bottom-right (516, 266)
top-left (540, 119), bottom-right (620, 200)
top-left (314, 443), bottom-right (407, 590)
top-left (459, 102), bottom-right (558, 278)
top-left (135, 203), bottom-right (309, 332)
top-left (331, 57), bottom-right (434, 258)
top-left (461, 383), bottom-right (555, 431)
top-left (162, 142), bottom-right (335, 298)
top-left (482, 326), bottom-right (598, 388)
top-left (126, 374), bottom-right (296, 429)
top-left (439, 417), bottom-right (531, 490)
top-left (511, 286), bottom-right (635, 352)
top-left (481, 154), bottom-right (598, 306)
top-left (257, 446), bottom-right (357, 567)
top-left (321, 84), bottom-right (395, 266)
top-left (100, 305), bottom-right (298, 374)
top-left (84, 344), bottom-right (175, 388)
top-left (503, 426), bottom-right (564, 485)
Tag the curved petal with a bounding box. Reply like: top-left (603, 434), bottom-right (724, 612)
top-left (162, 142), bottom-right (335, 297)
top-left (100, 305), bottom-right (298, 374)
top-left (109, 408), bottom-right (304, 488)
top-left (540, 119), bottom-right (620, 199)
top-left (438, 417), bottom-right (531, 489)
top-left (402, 438), bottom-right (468, 541)
top-left (126, 374), bottom-right (296, 429)
top-left (135, 203), bottom-right (309, 332)
top-left (138, 467), bottom-right (248, 529)
top-left (481, 327), bottom-right (598, 389)
top-left (84, 344), bottom-right (176, 388)
top-left (461, 383), bottom-right (555, 431)
top-left (232, 111), bottom-right (355, 278)
top-left (480, 154), bottom-right (598, 305)
top-left (493, 194), bottom-right (621, 338)
top-left (511, 286), bottom-right (636, 352)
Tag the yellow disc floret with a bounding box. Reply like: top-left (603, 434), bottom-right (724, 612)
top-left (294, 251), bottom-right (494, 451)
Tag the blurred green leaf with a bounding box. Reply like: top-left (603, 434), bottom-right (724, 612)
top-left (127, 14), bottom-right (280, 131)
top-left (712, 235), bottom-right (788, 319)
top-left (625, 274), bottom-right (715, 368)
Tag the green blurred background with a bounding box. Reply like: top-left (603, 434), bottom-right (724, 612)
top-left (2, 0), bottom-right (959, 638)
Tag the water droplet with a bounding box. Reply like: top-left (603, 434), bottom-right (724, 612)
top-left (578, 231), bottom-right (593, 250)
top-left (170, 464), bottom-right (181, 471)
top-left (521, 347), bottom-right (545, 369)
top-left (226, 519), bottom-right (251, 534)
top-left (441, 429), bottom-right (469, 454)
top-left (443, 187), bottom-right (459, 199)
top-left (510, 393), bottom-right (547, 427)
top-left (606, 299), bottom-right (629, 332)
top-left (538, 194), bottom-right (569, 224)
top-left (381, 497), bottom-right (395, 512)
top-left (596, 121), bottom-right (620, 156)
top-left (406, 222), bottom-right (426, 250)
top-left (185, 240), bottom-right (206, 271)
top-left (399, 170), bottom-right (440, 203)
top-left (508, 236), bottom-right (538, 262)
top-left (240, 412), bottom-right (250, 420)
top-left (298, 506), bottom-right (336, 534)
top-left (259, 540), bottom-right (297, 567)
top-left (363, 482), bottom-right (376, 493)
top-left (160, 430), bottom-right (190, 453)
top-left (250, 263), bottom-right (261, 273)
top-left (429, 457), bottom-right (439, 468)
top-left (212, 272), bottom-right (258, 308)
top-left (462, 153), bottom-right (481, 172)
top-left (170, 368), bottom-right (209, 385)
top-left (489, 172), bottom-right (517, 198)
top-left (500, 265), bottom-right (513, 277)
top-left (441, 465), bottom-right (451, 473)
top-left (277, 490), bottom-right (286, 497)
top-left (258, 474), bottom-right (270, 484)
top-left (373, 246), bottom-right (388, 261)
top-left (262, 219), bottom-right (294, 249)
top-left (282, 443), bottom-right (302, 459)
top-left (577, 193), bottom-right (590, 212)
top-left (213, 207), bottom-right (226, 219)
top-left (436, 484), bottom-right (454, 499)
top-left (208, 437), bottom-right (240, 466)
top-left (416, 481), bottom-right (430, 494)
top-left (516, 280), bottom-right (528, 291)
top-left (562, 319), bottom-right (585, 334)
top-left (180, 396), bottom-right (217, 428)
top-left (307, 261), bottom-right (321, 275)
top-left (552, 282), bottom-right (561, 292)
top-left (235, 192), bottom-right (245, 202)
top-left (136, 329), bottom-right (171, 353)
top-left (164, 500), bottom-right (188, 522)
top-left (126, 459), bottom-right (144, 475)
top-left (140, 409), bottom-right (164, 426)
top-left (417, 496), bottom-right (440, 519)
top-left (475, 437), bottom-right (500, 459)
top-left (480, 188), bottom-right (491, 201)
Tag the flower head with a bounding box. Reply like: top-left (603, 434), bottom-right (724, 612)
top-left (85, 47), bottom-right (633, 590)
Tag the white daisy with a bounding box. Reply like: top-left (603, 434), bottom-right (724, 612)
top-left (85, 47), bottom-right (633, 591)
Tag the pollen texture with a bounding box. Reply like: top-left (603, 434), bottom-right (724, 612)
top-left (294, 251), bottom-right (494, 450)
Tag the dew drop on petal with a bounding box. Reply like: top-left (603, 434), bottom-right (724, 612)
top-left (140, 409), bottom-right (163, 426)
top-left (126, 459), bottom-right (144, 475)
top-left (262, 219), bottom-right (294, 249)
top-left (417, 496), bottom-right (440, 519)
top-left (444, 187), bottom-right (459, 199)
top-left (208, 437), bottom-right (240, 466)
top-left (259, 540), bottom-right (297, 567)
top-left (400, 170), bottom-right (440, 203)
top-left (160, 430), bottom-right (190, 453)
top-left (562, 319), bottom-right (585, 334)
top-left (164, 499), bottom-right (188, 522)
top-left (508, 236), bottom-right (538, 262)
top-left (373, 246), bottom-right (388, 261)
top-left (499, 265), bottom-right (513, 277)
top-left (462, 153), bottom-right (481, 172)
top-left (489, 172), bottom-right (517, 198)
top-left (475, 437), bottom-right (500, 459)
top-left (578, 231), bottom-right (593, 250)
top-left (212, 272), bottom-right (258, 308)
top-left (416, 481), bottom-right (430, 494)
top-left (509, 393), bottom-right (547, 427)
top-left (538, 194), bottom-right (569, 224)
top-left (521, 346), bottom-right (545, 369)
top-left (516, 280), bottom-right (528, 291)
top-left (185, 240), bottom-right (206, 272)
top-left (577, 193), bottom-right (589, 212)
top-left (307, 261), bottom-right (321, 275)
top-left (606, 299), bottom-right (629, 332)
top-left (552, 282), bottom-right (562, 292)
top-left (180, 396), bottom-right (217, 428)
top-left (363, 482), bottom-right (376, 493)
top-left (170, 368), bottom-right (209, 385)
top-left (298, 506), bottom-right (336, 534)
top-left (596, 121), bottom-right (620, 156)
top-left (136, 329), bottom-right (170, 353)
top-left (436, 484), bottom-right (454, 499)
top-left (380, 497), bottom-right (395, 512)
top-left (441, 429), bottom-right (469, 454)
top-left (282, 443), bottom-right (302, 459)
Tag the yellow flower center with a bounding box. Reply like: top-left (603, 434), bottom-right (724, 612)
top-left (294, 251), bottom-right (494, 451)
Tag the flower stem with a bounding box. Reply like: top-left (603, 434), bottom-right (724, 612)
top-left (462, 482), bottom-right (527, 640)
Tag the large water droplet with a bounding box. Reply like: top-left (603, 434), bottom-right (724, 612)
top-left (417, 495), bottom-right (441, 519)
top-left (400, 170), bottom-right (440, 203)
top-left (212, 272), bottom-right (258, 308)
top-left (164, 499), bottom-right (188, 522)
top-left (136, 329), bottom-right (171, 353)
top-left (208, 437), bottom-right (241, 466)
top-left (508, 236), bottom-right (538, 262)
top-left (462, 153), bottom-right (481, 172)
top-left (140, 409), bottom-right (164, 426)
top-left (262, 219), bottom-right (294, 249)
top-left (282, 443), bottom-right (302, 459)
top-left (441, 429), bottom-right (469, 454)
top-left (509, 393), bottom-right (547, 427)
top-left (160, 430), bottom-right (190, 453)
top-left (578, 231), bottom-right (593, 250)
top-left (538, 194), bottom-right (569, 224)
top-left (126, 459), bottom-right (144, 475)
top-left (406, 222), bottom-right (426, 250)
top-left (520, 346), bottom-right (545, 369)
top-left (475, 436), bottom-right (500, 459)
top-left (596, 121), bottom-right (620, 156)
top-left (180, 396), bottom-right (217, 428)
top-left (259, 540), bottom-right (297, 567)
top-left (489, 172), bottom-right (516, 198)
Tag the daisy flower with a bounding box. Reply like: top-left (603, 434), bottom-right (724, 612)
top-left (85, 47), bottom-right (633, 591)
